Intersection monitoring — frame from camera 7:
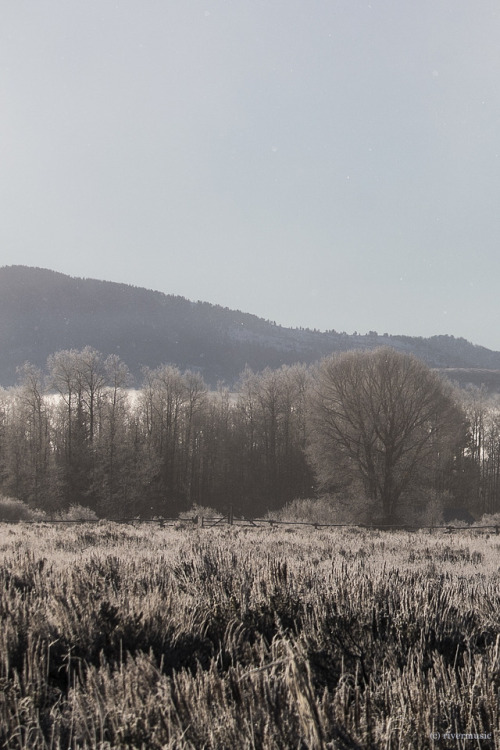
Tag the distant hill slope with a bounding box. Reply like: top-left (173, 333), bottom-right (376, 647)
top-left (1, 265), bottom-right (500, 388)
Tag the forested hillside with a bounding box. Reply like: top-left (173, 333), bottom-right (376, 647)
top-left (2, 265), bottom-right (500, 388)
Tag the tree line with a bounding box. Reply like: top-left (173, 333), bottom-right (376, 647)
top-left (0, 347), bottom-right (313, 519)
top-left (0, 345), bottom-right (499, 524)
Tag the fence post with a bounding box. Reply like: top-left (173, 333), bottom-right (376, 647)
top-left (228, 505), bottom-right (234, 526)
top-left (201, 516), bottom-right (205, 529)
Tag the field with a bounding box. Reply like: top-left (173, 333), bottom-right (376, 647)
top-left (1, 522), bottom-right (499, 749)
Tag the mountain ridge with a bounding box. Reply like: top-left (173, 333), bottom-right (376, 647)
top-left (1, 265), bottom-right (500, 388)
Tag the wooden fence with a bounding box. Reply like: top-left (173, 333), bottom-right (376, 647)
top-left (8, 513), bottom-right (499, 534)
top-left (200, 515), bottom-right (500, 533)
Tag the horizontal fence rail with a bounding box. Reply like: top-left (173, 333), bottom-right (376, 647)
top-left (200, 516), bottom-right (500, 533)
top-left (1, 516), bottom-right (197, 527)
top-left (2, 514), bottom-right (500, 533)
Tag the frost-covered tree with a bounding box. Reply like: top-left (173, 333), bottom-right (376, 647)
top-left (307, 348), bottom-right (468, 524)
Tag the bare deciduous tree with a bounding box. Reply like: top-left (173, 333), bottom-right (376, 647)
top-left (307, 348), bottom-right (468, 524)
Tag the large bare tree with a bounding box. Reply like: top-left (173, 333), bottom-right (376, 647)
top-left (307, 348), bottom-right (468, 524)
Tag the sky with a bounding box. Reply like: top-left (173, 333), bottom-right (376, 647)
top-left (1, 1), bottom-right (500, 349)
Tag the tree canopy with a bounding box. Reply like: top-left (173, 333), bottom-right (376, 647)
top-left (307, 348), bottom-right (468, 523)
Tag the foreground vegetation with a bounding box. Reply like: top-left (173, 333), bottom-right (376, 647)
top-left (1, 522), bottom-right (499, 748)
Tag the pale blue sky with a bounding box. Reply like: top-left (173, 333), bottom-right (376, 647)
top-left (1, 1), bottom-right (500, 348)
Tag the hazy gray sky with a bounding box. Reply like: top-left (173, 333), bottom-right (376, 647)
top-left (1, 1), bottom-right (500, 348)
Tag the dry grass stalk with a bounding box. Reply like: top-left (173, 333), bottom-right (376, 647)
top-left (0, 522), bottom-right (499, 748)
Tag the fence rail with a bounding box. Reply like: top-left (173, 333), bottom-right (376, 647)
top-left (200, 515), bottom-right (500, 533)
top-left (2, 516), bottom-right (195, 527)
top-left (3, 513), bottom-right (500, 534)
